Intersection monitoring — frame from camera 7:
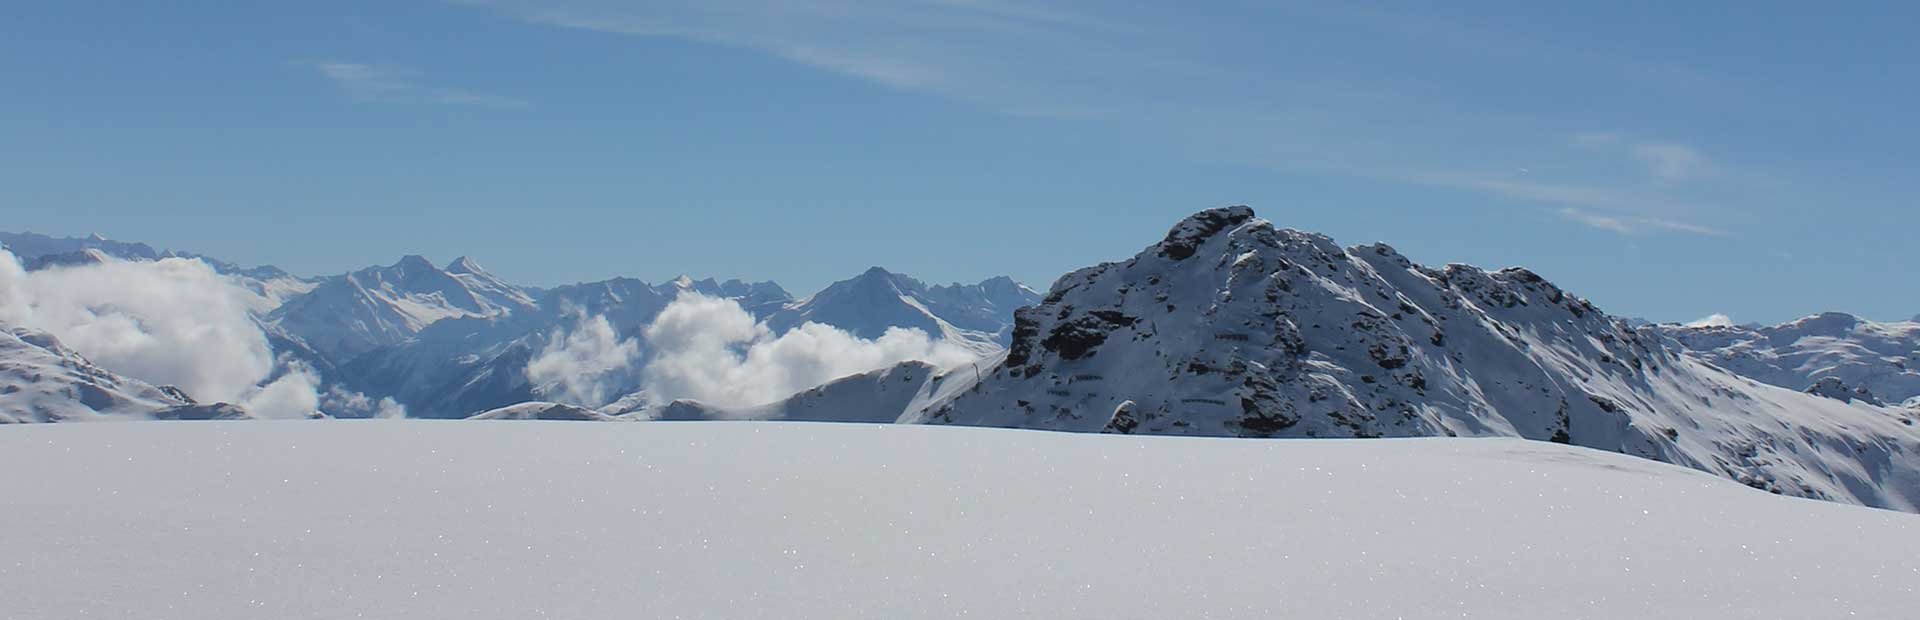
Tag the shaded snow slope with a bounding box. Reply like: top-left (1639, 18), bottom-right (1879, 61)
top-left (765, 267), bottom-right (1039, 350)
top-left (0, 326), bottom-right (250, 422)
top-left (268, 256), bottom-right (538, 361)
top-left (1, 421), bottom-right (1916, 619)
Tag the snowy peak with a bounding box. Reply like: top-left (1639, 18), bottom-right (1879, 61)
top-left (892, 205), bottom-right (1920, 509)
top-left (764, 266), bottom-right (1029, 349)
top-left (769, 268), bottom-right (944, 340)
top-left (444, 256), bottom-right (487, 276)
top-left (766, 267), bottom-right (1036, 348)
top-left (1156, 205), bottom-right (1256, 260)
top-left (269, 255), bottom-right (537, 362)
top-left (393, 254), bottom-right (436, 273)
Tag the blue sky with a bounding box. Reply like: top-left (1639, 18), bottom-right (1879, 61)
top-left (2, 1), bottom-right (1914, 324)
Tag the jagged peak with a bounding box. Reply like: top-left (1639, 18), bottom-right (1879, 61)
top-left (394, 254), bottom-right (437, 271)
top-left (1157, 206), bottom-right (1257, 260)
top-left (445, 256), bottom-right (487, 275)
top-left (829, 266), bottom-right (921, 293)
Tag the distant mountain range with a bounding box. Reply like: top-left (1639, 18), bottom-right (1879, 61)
top-left (0, 230), bottom-right (1041, 418)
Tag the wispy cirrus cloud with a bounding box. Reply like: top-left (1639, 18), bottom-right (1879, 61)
top-left (443, 0), bottom-right (1176, 118)
top-left (449, 1), bottom-right (1753, 235)
top-left (1557, 208), bottom-right (1726, 236)
top-left (310, 61), bottom-right (528, 108)
top-left (1402, 172), bottom-right (1728, 237)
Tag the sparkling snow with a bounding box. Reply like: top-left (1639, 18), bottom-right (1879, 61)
top-left (2, 421), bottom-right (1916, 619)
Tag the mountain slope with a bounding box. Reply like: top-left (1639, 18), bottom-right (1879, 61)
top-left (1669, 312), bottom-right (1920, 407)
top-left (268, 256), bottom-right (537, 362)
top-left (765, 267), bottom-right (1039, 350)
top-left (5, 421), bottom-right (1917, 619)
top-left (0, 326), bottom-right (250, 422)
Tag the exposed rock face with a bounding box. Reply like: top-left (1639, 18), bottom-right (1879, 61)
top-left (1157, 206), bottom-right (1255, 260)
top-left (1805, 377), bottom-right (1883, 406)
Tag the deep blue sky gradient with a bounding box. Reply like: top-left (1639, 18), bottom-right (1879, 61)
top-left (3, 1), bottom-right (1914, 323)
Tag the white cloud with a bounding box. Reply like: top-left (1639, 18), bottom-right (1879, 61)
top-left (1557, 208), bottom-right (1635, 234)
top-left (0, 250), bottom-right (321, 418)
top-left (526, 310), bottom-right (642, 408)
top-left (321, 384), bottom-right (408, 419)
top-left (1558, 208), bottom-right (1726, 236)
top-left (639, 293), bottom-right (977, 410)
top-left (310, 61), bottom-right (528, 108)
top-left (1405, 172), bottom-right (1728, 237)
top-left (1685, 313), bottom-right (1736, 328)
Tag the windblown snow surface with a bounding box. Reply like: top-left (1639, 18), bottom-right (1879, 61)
top-left (2, 421), bottom-right (1916, 619)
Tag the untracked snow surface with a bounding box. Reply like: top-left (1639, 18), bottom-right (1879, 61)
top-left (3, 422), bottom-right (1917, 619)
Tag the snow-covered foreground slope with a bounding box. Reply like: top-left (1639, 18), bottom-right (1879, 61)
top-left (1, 421), bottom-right (1916, 620)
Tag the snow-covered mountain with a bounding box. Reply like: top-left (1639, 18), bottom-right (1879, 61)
top-left (765, 267), bottom-right (1040, 350)
top-left (709, 207), bottom-right (1920, 509)
top-left (267, 255), bottom-right (537, 362)
top-left (0, 325), bottom-right (250, 423)
top-left (1667, 312), bottom-right (1920, 408)
top-left (344, 268), bottom-right (1034, 419)
top-left (1, 232), bottom-right (1030, 420)
top-left (336, 275), bottom-right (793, 418)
